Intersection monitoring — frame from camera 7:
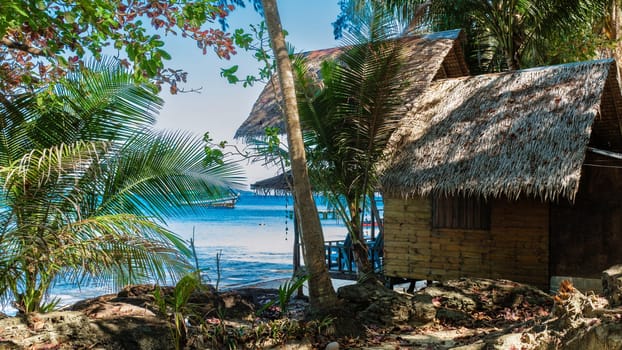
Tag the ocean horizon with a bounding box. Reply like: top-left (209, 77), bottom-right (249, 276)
top-left (1, 191), bottom-right (352, 314)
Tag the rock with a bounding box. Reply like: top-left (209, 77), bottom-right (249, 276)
top-left (436, 307), bottom-right (470, 323)
top-left (410, 294), bottom-right (437, 324)
top-left (0, 310), bottom-right (176, 350)
top-left (602, 265), bottom-right (622, 307)
top-left (450, 340), bottom-right (486, 350)
top-left (325, 341), bottom-right (339, 350)
top-left (337, 281), bottom-right (386, 307)
top-left (0, 311), bottom-right (103, 349)
top-left (420, 284), bottom-right (478, 313)
top-left (118, 284), bottom-right (161, 298)
top-left (337, 281), bottom-right (420, 326)
top-left (556, 321), bottom-right (622, 350)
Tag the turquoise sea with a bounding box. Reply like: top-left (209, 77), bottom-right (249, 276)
top-left (2, 192), bottom-right (351, 314)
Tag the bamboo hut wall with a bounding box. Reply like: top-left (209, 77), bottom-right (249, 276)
top-left (383, 196), bottom-right (433, 279)
top-left (551, 166), bottom-right (622, 278)
top-left (384, 195), bottom-right (549, 288)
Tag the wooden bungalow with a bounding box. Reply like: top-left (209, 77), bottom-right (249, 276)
top-left (380, 59), bottom-right (622, 290)
top-left (234, 29), bottom-right (470, 140)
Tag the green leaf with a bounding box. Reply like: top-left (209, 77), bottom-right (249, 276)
top-left (64, 11), bottom-right (76, 23)
top-left (157, 49), bottom-right (171, 60)
top-left (219, 65), bottom-right (239, 84)
top-left (127, 45), bottom-right (136, 61)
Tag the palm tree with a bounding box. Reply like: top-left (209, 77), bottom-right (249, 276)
top-left (260, 0), bottom-right (339, 311)
top-left (296, 7), bottom-right (407, 279)
top-left (0, 61), bottom-right (244, 313)
top-left (336, 0), bottom-right (605, 72)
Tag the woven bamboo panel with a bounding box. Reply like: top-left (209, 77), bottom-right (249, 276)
top-left (384, 196), bottom-right (431, 278)
top-left (384, 195), bottom-right (550, 288)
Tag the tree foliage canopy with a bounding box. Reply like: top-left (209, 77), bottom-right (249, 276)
top-left (0, 0), bottom-right (244, 96)
top-left (334, 0), bottom-right (608, 72)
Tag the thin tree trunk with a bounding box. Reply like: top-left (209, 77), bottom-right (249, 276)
top-left (347, 199), bottom-right (374, 278)
top-left (261, 0), bottom-right (338, 311)
top-left (611, 0), bottom-right (622, 76)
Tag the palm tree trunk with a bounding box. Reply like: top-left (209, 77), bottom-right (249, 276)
top-left (261, 0), bottom-right (338, 311)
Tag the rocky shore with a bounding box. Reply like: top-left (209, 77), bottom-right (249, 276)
top-left (1, 275), bottom-right (622, 349)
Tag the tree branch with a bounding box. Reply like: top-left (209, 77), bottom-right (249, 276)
top-left (1, 37), bottom-right (44, 56)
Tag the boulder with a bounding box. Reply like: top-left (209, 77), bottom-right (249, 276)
top-left (602, 265), bottom-right (622, 307)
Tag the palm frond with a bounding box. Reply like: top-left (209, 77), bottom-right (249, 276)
top-left (29, 58), bottom-right (161, 148)
top-left (298, 5), bottom-right (409, 241)
top-left (54, 214), bottom-right (192, 289)
top-left (0, 95), bottom-right (38, 167)
top-left (98, 129), bottom-right (245, 220)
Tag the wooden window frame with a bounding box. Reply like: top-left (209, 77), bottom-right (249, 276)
top-left (432, 195), bottom-right (491, 230)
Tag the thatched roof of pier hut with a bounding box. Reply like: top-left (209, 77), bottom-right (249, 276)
top-left (234, 29), bottom-right (469, 140)
top-left (381, 59), bottom-right (622, 202)
top-left (250, 171), bottom-right (293, 195)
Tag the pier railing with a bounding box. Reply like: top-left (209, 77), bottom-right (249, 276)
top-left (324, 238), bottom-right (383, 280)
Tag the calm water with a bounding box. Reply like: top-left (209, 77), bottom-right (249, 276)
top-left (2, 192), bottom-right (350, 314)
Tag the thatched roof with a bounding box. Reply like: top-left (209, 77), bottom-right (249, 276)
top-left (250, 171), bottom-right (293, 195)
top-left (234, 29), bottom-right (469, 140)
top-left (381, 59), bottom-right (622, 201)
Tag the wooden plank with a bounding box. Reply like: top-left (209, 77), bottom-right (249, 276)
top-left (383, 245), bottom-right (410, 254)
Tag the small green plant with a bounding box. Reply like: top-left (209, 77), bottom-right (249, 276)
top-left (257, 275), bottom-right (309, 317)
top-left (153, 286), bottom-right (167, 315)
top-left (15, 287), bottom-right (61, 313)
top-left (153, 273), bottom-right (202, 350)
top-left (172, 274), bottom-right (201, 349)
top-left (317, 316), bottom-right (336, 336)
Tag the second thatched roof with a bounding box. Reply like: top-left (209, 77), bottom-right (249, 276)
top-left (234, 29), bottom-right (469, 140)
top-left (381, 59), bottom-right (622, 201)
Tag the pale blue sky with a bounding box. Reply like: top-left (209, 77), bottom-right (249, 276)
top-left (154, 1), bottom-right (341, 186)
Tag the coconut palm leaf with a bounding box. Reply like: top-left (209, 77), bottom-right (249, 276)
top-left (97, 129), bottom-right (245, 221)
top-left (54, 214), bottom-right (192, 289)
top-left (32, 58), bottom-right (161, 147)
top-left (302, 7), bottom-right (405, 192)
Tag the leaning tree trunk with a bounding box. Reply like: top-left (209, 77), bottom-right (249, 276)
top-left (261, 0), bottom-right (338, 311)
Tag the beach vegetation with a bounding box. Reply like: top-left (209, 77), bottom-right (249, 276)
top-left (257, 275), bottom-right (309, 317)
top-left (215, 1), bottom-right (342, 313)
top-left (0, 59), bottom-right (244, 313)
top-left (154, 272), bottom-right (204, 349)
